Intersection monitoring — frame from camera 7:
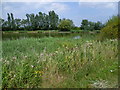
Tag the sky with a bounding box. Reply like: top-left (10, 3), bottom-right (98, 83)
top-left (2, 1), bottom-right (118, 26)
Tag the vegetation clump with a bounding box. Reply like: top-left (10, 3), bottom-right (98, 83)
top-left (80, 19), bottom-right (104, 31)
top-left (99, 16), bottom-right (118, 40)
top-left (58, 19), bottom-right (74, 31)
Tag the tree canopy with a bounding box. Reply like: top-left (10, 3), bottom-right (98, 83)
top-left (80, 19), bottom-right (104, 31)
top-left (1, 11), bottom-right (104, 31)
top-left (2, 11), bottom-right (60, 31)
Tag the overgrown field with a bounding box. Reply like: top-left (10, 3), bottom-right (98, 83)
top-left (2, 36), bottom-right (118, 88)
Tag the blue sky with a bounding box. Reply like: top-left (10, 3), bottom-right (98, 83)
top-left (2, 2), bottom-right (118, 26)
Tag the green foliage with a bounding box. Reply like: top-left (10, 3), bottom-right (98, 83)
top-left (58, 19), bottom-right (74, 31)
top-left (81, 19), bottom-right (89, 30)
top-left (94, 21), bottom-right (104, 30)
top-left (2, 11), bottom-right (60, 31)
top-left (88, 21), bottom-right (95, 31)
top-left (72, 26), bottom-right (80, 30)
top-left (0, 18), bottom-right (4, 28)
top-left (80, 19), bottom-right (104, 31)
top-left (2, 11), bottom-right (105, 31)
top-left (49, 11), bottom-right (59, 30)
top-left (99, 16), bottom-right (118, 40)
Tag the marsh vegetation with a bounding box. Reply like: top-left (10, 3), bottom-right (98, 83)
top-left (1, 10), bottom-right (119, 88)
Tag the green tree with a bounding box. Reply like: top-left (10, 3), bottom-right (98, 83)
top-left (94, 21), bottom-right (104, 30)
top-left (11, 13), bottom-right (16, 30)
top-left (0, 18), bottom-right (4, 28)
top-left (81, 19), bottom-right (104, 31)
top-left (49, 11), bottom-right (59, 30)
top-left (58, 19), bottom-right (74, 31)
top-left (35, 14), bottom-right (39, 29)
top-left (26, 14), bottom-right (30, 26)
top-left (43, 13), bottom-right (49, 30)
top-left (21, 19), bottom-right (28, 30)
top-left (15, 19), bottom-right (21, 29)
top-left (88, 21), bottom-right (95, 31)
top-left (80, 19), bottom-right (89, 30)
top-left (7, 13), bottom-right (11, 29)
top-left (38, 12), bottom-right (44, 29)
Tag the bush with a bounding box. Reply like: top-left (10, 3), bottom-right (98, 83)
top-left (58, 19), bottom-right (74, 31)
top-left (99, 16), bottom-right (118, 40)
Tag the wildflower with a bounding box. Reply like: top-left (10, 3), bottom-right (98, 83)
top-left (110, 39), bottom-right (115, 42)
top-left (31, 65), bottom-right (34, 68)
top-left (86, 42), bottom-right (93, 48)
top-left (0, 58), bottom-right (2, 62)
top-left (110, 70), bottom-right (113, 72)
top-left (87, 43), bottom-right (93, 46)
top-left (6, 61), bottom-right (9, 65)
top-left (24, 56), bottom-right (27, 58)
top-left (114, 39), bottom-right (117, 41)
top-left (35, 71), bottom-right (38, 74)
top-left (86, 41), bottom-right (89, 43)
top-left (55, 51), bottom-right (58, 53)
top-left (40, 53), bottom-right (44, 56)
top-left (65, 47), bottom-right (68, 49)
top-left (34, 71), bottom-right (44, 77)
top-left (75, 46), bottom-right (78, 49)
top-left (14, 75), bottom-right (16, 77)
top-left (13, 56), bottom-right (17, 60)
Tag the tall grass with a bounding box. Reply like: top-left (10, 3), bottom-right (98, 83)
top-left (2, 37), bottom-right (118, 88)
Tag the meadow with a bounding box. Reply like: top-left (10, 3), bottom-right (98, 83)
top-left (2, 32), bottom-right (118, 88)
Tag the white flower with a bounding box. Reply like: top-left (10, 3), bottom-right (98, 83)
top-left (86, 41), bottom-right (89, 43)
top-left (88, 43), bottom-right (93, 45)
top-left (0, 58), bottom-right (3, 62)
top-left (31, 65), bottom-right (34, 68)
top-left (40, 53), bottom-right (44, 56)
top-left (6, 61), bottom-right (9, 65)
top-left (55, 51), bottom-right (58, 53)
top-left (14, 75), bottom-right (16, 77)
top-left (24, 56), bottom-right (27, 58)
top-left (13, 56), bottom-right (17, 60)
top-left (110, 70), bottom-right (113, 72)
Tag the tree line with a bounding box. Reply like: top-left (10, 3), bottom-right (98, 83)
top-left (0, 10), bottom-right (104, 31)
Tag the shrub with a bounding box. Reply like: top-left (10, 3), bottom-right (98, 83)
top-left (99, 16), bottom-right (118, 40)
top-left (58, 19), bottom-right (74, 31)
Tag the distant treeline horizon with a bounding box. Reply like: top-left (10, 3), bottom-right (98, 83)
top-left (1, 10), bottom-right (105, 31)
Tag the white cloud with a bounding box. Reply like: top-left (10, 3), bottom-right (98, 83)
top-left (3, 0), bottom-right (57, 2)
top-left (44, 3), bottom-right (69, 14)
top-left (105, 3), bottom-right (117, 9)
top-left (23, 2), bottom-right (49, 9)
top-left (2, 2), bottom-right (69, 19)
top-left (3, 0), bottom-right (119, 2)
top-left (22, 2), bottom-right (69, 14)
top-left (79, 0), bottom-right (119, 2)
top-left (78, 2), bottom-right (117, 9)
top-left (2, 3), bottom-right (26, 19)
